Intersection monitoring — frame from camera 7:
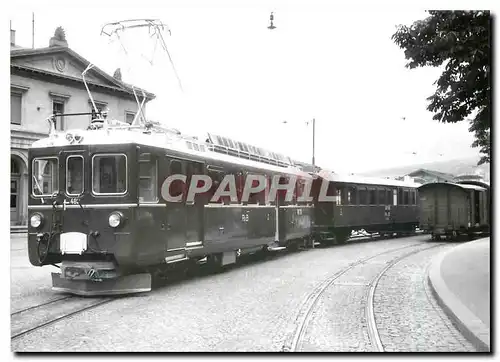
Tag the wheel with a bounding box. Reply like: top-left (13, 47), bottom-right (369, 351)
top-left (334, 230), bottom-right (350, 244)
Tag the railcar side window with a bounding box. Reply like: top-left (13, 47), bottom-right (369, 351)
top-left (32, 157), bottom-right (59, 196)
top-left (169, 160), bottom-right (184, 198)
top-left (66, 156), bottom-right (84, 195)
top-left (207, 168), bottom-right (224, 203)
top-left (139, 153), bottom-right (158, 202)
top-left (92, 154), bottom-right (127, 195)
top-left (186, 162), bottom-right (204, 203)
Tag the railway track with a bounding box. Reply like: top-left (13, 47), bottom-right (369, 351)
top-left (282, 241), bottom-right (445, 352)
top-left (11, 295), bottom-right (115, 340)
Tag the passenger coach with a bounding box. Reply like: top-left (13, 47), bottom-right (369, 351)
top-left (312, 170), bottom-right (421, 244)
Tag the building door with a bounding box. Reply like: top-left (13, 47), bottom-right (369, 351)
top-left (11, 178), bottom-right (19, 224)
top-left (11, 158), bottom-right (21, 225)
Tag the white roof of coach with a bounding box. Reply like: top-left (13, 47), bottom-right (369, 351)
top-left (30, 126), bottom-right (312, 179)
top-left (317, 170), bottom-right (421, 188)
top-left (418, 182), bottom-right (486, 192)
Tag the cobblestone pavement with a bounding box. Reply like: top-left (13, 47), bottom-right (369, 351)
top-left (11, 234), bottom-right (472, 352)
top-left (10, 234), bottom-right (58, 314)
top-left (373, 245), bottom-right (476, 352)
top-left (301, 241), bottom-right (476, 352)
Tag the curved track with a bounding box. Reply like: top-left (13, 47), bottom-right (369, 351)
top-left (283, 241), bottom-right (444, 352)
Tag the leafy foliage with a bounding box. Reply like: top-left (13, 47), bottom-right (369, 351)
top-left (392, 11), bottom-right (491, 165)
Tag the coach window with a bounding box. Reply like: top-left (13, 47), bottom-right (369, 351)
top-left (410, 190), bottom-right (416, 205)
top-left (403, 189), bottom-right (409, 205)
top-left (386, 189), bottom-right (392, 205)
top-left (92, 154), bottom-right (127, 195)
top-left (139, 153), bottom-right (158, 202)
top-left (369, 188), bottom-right (377, 205)
top-left (398, 188), bottom-right (404, 205)
top-left (336, 187), bottom-right (343, 205)
top-left (66, 156), bottom-right (84, 195)
top-left (378, 188), bottom-right (386, 206)
top-left (358, 187), bottom-right (367, 205)
top-left (327, 182), bottom-right (335, 198)
top-left (341, 186), bottom-right (349, 205)
top-left (347, 186), bottom-right (357, 205)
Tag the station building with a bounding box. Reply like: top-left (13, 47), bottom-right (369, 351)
top-left (10, 27), bottom-right (155, 227)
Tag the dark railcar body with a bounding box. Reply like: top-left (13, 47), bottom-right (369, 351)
top-left (27, 133), bottom-right (313, 295)
top-left (418, 182), bottom-right (489, 239)
top-left (312, 171), bottom-right (419, 243)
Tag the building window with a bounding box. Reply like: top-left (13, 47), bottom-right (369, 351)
top-left (126, 112), bottom-right (136, 124)
top-left (11, 92), bottom-right (22, 125)
top-left (53, 101), bottom-right (65, 130)
top-left (90, 101), bottom-right (107, 120)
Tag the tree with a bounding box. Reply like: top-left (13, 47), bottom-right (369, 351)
top-left (392, 11), bottom-right (491, 165)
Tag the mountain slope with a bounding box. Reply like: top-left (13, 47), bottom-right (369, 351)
top-left (359, 157), bottom-right (490, 181)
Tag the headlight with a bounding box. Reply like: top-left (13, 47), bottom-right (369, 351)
top-left (108, 212), bottom-right (124, 228)
top-left (30, 213), bottom-right (43, 228)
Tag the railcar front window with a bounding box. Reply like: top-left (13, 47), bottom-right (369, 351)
top-left (92, 154), bottom-right (127, 195)
top-left (67, 156), bottom-right (84, 195)
top-left (32, 158), bottom-right (58, 196)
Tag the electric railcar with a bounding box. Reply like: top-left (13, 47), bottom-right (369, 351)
top-left (27, 119), bottom-right (314, 295)
top-left (27, 116), bottom-right (423, 296)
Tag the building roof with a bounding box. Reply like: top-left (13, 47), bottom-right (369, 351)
top-left (11, 46), bottom-right (155, 100)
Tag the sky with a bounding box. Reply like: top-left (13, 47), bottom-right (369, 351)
top-left (6, 1), bottom-right (491, 174)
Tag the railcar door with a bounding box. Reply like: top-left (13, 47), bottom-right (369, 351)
top-left (165, 157), bottom-right (187, 252)
top-left (185, 160), bottom-right (205, 248)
